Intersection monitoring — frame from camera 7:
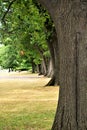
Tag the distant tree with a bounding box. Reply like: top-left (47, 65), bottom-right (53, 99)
top-left (0, 44), bottom-right (18, 71)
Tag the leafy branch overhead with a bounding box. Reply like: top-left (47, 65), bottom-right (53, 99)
top-left (1, 0), bottom-right (17, 24)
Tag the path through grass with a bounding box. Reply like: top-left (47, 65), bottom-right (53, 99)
top-left (0, 72), bottom-right (59, 130)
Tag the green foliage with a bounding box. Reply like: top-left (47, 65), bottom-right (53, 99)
top-left (0, 44), bottom-right (18, 69)
top-left (0, 44), bottom-right (33, 71)
top-left (0, 0), bottom-right (54, 70)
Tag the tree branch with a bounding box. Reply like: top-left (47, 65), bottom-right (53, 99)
top-left (1, 0), bottom-right (17, 22)
top-left (2, 27), bottom-right (21, 34)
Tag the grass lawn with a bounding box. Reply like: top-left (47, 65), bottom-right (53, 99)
top-left (0, 72), bottom-right (59, 130)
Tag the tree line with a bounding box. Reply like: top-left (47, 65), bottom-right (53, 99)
top-left (0, 0), bottom-right (57, 86)
top-left (0, 0), bottom-right (87, 130)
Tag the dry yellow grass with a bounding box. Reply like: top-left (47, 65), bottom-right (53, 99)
top-left (0, 71), bottom-right (59, 130)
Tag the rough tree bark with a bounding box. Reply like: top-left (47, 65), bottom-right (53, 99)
top-left (37, 0), bottom-right (87, 130)
top-left (47, 58), bottom-right (54, 77)
top-left (40, 59), bottom-right (48, 76)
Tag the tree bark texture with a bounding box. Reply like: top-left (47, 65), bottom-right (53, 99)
top-left (37, 0), bottom-right (87, 130)
top-left (47, 58), bottom-right (54, 77)
top-left (41, 58), bottom-right (48, 76)
top-left (47, 30), bottom-right (60, 85)
top-left (31, 61), bottom-right (36, 73)
top-left (35, 46), bottom-right (48, 75)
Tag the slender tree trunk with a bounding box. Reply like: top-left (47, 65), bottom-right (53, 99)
top-left (47, 30), bottom-right (59, 85)
top-left (47, 58), bottom-right (54, 77)
top-left (46, 37), bottom-right (55, 85)
top-left (35, 46), bottom-right (48, 76)
top-left (31, 62), bottom-right (36, 73)
top-left (52, 31), bottom-right (60, 85)
top-left (37, 64), bottom-right (42, 75)
top-left (8, 68), bottom-right (11, 72)
top-left (42, 56), bottom-right (48, 76)
top-left (47, 39), bottom-right (55, 76)
top-left (31, 58), bottom-right (36, 73)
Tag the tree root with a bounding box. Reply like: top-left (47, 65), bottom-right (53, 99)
top-left (45, 76), bottom-right (55, 86)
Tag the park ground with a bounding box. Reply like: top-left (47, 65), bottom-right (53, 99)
top-left (0, 71), bottom-right (59, 130)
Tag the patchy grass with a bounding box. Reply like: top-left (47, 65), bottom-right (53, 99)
top-left (0, 72), bottom-right (59, 130)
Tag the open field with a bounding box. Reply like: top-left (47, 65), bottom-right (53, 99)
top-left (0, 71), bottom-right (59, 130)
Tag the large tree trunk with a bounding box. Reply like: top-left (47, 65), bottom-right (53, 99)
top-left (52, 2), bottom-right (87, 129)
top-left (38, 0), bottom-right (87, 129)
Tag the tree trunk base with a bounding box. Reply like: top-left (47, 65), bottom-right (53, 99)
top-left (45, 76), bottom-right (55, 86)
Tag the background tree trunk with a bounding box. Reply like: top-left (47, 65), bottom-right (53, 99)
top-left (47, 30), bottom-right (59, 86)
top-left (47, 58), bottom-right (54, 77)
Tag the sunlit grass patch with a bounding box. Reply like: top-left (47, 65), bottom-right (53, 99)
top-left (0, 73), bottom-right (59, 130)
